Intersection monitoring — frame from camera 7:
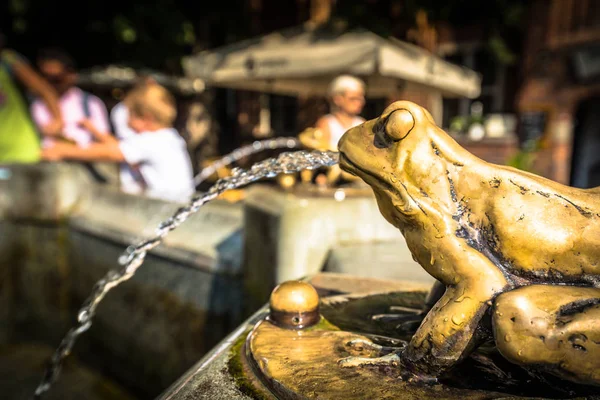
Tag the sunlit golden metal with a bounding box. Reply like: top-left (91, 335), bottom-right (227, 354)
top-left (268, 281), bottom-right (320, 329)
top-left (338, 100), bottom-right (600, 386)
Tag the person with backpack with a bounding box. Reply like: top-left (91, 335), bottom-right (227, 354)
top-left (30, 47), bottom-right (110, 149)
top-left (0, 33), bottom-right (63, 163)
top-left (30, 47), bottom-right (114, 182)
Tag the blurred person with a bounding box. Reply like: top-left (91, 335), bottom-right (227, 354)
top-left (110, 75), bottom-right (157, 140)
top-left (299, 74), bottom-right (366, 185)
top-left (0, 32), bottom-right (63, 163)
top-left (31, 47), bottom-right (116, 183)
top-left (306, 75), bottom-right (366, 151)
top-left (31, 47), bottom-right (110, 148)
top-left (108, 75), bottom-right (157, 193)
top-left (41, 84), bottom-right (194, 203)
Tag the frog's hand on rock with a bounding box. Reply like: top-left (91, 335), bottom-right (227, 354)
top-left (345, 338), bottom-right (404, 355)
top-left (338, 351), bottom-right (401, 368)
top-left (404, 233), bottom-right (510, 376)
top-left (338, 350), bottom-right (439, 384)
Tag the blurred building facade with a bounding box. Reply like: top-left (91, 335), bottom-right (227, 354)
top-left (401, 0), bottom-right (600, 186)
top-left (190, 0), bottom-right (600, 185)
top-left (15, 0), bottom-right (598, 184)
top-left (213, 0), bottom-right (484, 158)
top-left (517, 0), bottom-right (600, 186)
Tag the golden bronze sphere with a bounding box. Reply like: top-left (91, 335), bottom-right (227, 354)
top-left (270, 281), bottom-right (319, 312)
top-left (268, 280), bottom-right (320, 329)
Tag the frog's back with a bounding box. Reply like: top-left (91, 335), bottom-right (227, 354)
top-left (473, 164), bottom-right (600, 283)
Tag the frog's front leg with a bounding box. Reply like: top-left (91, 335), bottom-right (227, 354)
top-left (340, 234), bottom-right (508, 378)
top-left (404, 281), bottom-right (498, 374)
top-left (403, 235), bottom-right (510, 376)
top-left (493, 285), bottom-right (600, 387)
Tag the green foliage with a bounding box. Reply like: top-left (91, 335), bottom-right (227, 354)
top-left (113, 15), bottom-right (137, 44)
top-left (332, 1), bottom-right (393, 37)
top-left (0, 0), bottom-right (250, 73)
top-left (503, 3), bottom-right (526, 27)
top-left (488, 34), bottom-right (517, 65)
top-left (9, 0), bottom-right (28, 15)
top-left (334, 0), bottom-right (526, 69)
top-left (507, 139), bottom-right (541, 172)
top-left (0, 0), bottom-right (527, 74)
top-left (449, 114), bottom-right (485, 135)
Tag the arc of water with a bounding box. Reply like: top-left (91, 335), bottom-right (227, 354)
top-left (34, 149), bottom-right (339, 399)
top-left (194, 137), bottom-right (300, 186)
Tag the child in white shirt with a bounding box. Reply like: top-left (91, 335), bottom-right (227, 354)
top-left (41, 84), bottom-right (194, 203)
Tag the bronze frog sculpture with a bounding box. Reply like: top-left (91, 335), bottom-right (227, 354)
top-left (337, 100), bottom-right (600, 387)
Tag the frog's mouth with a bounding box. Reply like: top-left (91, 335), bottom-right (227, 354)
top-left (339, 152), bottom-right (398, 196)
top-left (340, 151), bottom-right (417, 222)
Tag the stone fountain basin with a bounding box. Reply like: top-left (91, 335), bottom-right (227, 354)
top-left (0, 163), bottom-right (245, 399)
top-left (160, 273), bottom-right (600, 400)
top-left (0, 163), bottom-right (430, 399)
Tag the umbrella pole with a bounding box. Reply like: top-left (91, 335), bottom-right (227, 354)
top-left (257, 93), bottom-right (272, 137)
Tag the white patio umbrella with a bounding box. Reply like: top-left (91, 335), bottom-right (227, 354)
top-left (182, 24), bottom-right (481, 99)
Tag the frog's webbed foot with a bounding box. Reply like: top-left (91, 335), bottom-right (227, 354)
top-left (338, 352), bottom-right (401, 368)
top-left (339, 336), bottom-right (404, 368)
top-left (338, 344), bottom-right (439, 384)
top-left (345, 338), bottom-right (403, 354)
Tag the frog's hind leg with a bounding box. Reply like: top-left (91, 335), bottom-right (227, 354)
top-left (493, 284), bottom-right (600, 387)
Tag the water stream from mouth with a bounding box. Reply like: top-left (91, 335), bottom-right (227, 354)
top-left (34, 149), bottom-right (339, 398)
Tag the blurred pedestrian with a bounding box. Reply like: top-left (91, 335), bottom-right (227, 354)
top-left (110, 75), bottom-right (157, 141)
top-left (0, 32), bottom-right (63, 163)
top-left (41, 83), bottom-right (194, 203)
top-left (31, 47), bottom-right (110, 148)
top-left (109, 75), bottom-right (157, 192)
top-left (299, 74), bottom-right (366, 185)
top-left (310, 75), bottom-right (366, 151)
top-left (31, 47), bottom-right (117, 182)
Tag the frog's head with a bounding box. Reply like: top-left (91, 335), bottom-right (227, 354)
top-left (338, 101), bottom-right (446, 227)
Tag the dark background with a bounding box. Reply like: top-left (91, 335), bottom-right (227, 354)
top-left (1, 0), bottom-right (526, 74)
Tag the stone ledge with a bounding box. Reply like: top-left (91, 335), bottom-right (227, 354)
top-left (0, 163), bottom-right (244, 274)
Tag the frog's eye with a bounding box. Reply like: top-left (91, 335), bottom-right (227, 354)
top-left (384, 109), bottom-right (415, 141)
top-left (372, 116), bottom-right (391, 148)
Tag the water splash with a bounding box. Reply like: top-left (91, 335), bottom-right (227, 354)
top-left (194, 137), bottom-right (300, 186)
top-left (34, 149), bottom-right (338, 398)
